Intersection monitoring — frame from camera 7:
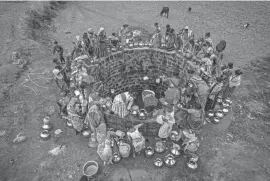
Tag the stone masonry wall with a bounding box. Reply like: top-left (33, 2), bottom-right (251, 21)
top-left (95, 48), bottom-right (194, 98)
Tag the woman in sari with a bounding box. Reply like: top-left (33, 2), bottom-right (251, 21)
top-left (86, 104), bottom-right (105, 148)
top-left (151, 23), bottom-right (162, 48)
top-left (167, 29), bottom-right (176, 51)
top-left (67, 93), bottom-right (84, 135)
top-left (156, 105), bottom-right (175, 140)
top-left (111, 90), bottom-right (135, 118)
top-left (205, 77), bottom-right (224, 111)
top-left (97, 130), bottom-right (113, 165)
top-left (127, 123), bottom-right (146, 158)
top-left (97, 27), bottom-right (108, 58)
top-left (223, 69), bottom-right (243, 100)
top-left (87, 28), bottom-right (97, 58)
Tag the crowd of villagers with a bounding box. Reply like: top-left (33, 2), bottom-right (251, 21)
top-left (51, 23), bottom-right (243, 164)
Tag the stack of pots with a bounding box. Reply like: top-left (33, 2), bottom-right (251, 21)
top-left (40, 116), bottom-right (52, 140)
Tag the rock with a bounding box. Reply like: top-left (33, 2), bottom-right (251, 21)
top-left (13, 133), bottom-right (27, 143)
top-left (0, 130), bottom-right (6, 137)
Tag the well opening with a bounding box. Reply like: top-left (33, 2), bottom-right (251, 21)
top-left (96, 48), bottom-right (191, 100)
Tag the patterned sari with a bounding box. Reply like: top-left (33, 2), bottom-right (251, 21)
top-left (127, 125), bottom-right (145, 153)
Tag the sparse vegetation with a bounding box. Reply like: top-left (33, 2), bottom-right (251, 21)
top-left (21, 1), bottom-right (66, 43)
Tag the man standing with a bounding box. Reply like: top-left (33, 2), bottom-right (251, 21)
top-left (53, 40), bottom-right (65, 63)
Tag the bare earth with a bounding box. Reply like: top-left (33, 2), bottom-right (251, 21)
top-left (0, 1), bottom-right (270, 181)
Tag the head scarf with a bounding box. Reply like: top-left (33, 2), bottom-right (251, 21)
top-left (87, 28), bottom-right (94, 34)
top-left (98, 27), bottom-right (105, 35)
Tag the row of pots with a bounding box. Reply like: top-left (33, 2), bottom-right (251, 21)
top-left (206, 98), bottom-right (232, 124)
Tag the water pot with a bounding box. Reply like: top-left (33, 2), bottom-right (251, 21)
top-left (144, 146), bottom-right (155, 158)
top-left (155, 141), bottom-right (166, 153)
top-left (186, 160), bottom-right (198, 172)
top-left (212, 116), bottom-right (220, 124)
top-left (82, 129), bottom-right (91, 138)
top-left (170, 143), bottom-right (181, 158)
top-left (40, 130), bottom-right (50, 140)
top-left (215, 110), bottom-right (224, 118)
top-left (164, 154), bottom-right (176, 168)
top-left (154, 158), bottom-right (163, 168)
top-left (138, 109), bottom-right (147, 120)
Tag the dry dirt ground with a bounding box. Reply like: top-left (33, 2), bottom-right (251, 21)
top-left (0, 1), bottom-right (270, 181)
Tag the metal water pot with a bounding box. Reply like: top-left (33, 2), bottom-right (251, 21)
top-left (169, 131), bottom-right (179, 142)
top-left (144, 146), bottom-right (155, 158)
top-left (149, 42), bottom-right (153, 48)
top-left (155, 141), bottom-right (166, 153)
top-left (212, 116), bottom-right (220, 124)
top-left (129, 43), bottom-right (134, 49)
top-left (216, 110), bottom-right (224, 118)
top-left (164, 154), bottom-right (176, 168)
top-left (207, 110), bottom-right (215, 118)
top-left (131, 110), bottom-right (138, 117)
top-left (134, 42), bottom-right (139, 48)
top-left (170, 144), bottom-right (181, 158)
top-left (82, 129), bottom-right (91, 138)
top-left (154, 158), bottom-right (163, 168)
top-left (139, 42), bottom-right (144, 48)
top-left (186, 160), bottom-right (198, 172)
top-left (112, 152), bottom-right (121, 164)
top-left (222, 102), bottom-right (230, 108)
top-left (138, 109), bottom-right (147, 120)
top-left (42, 122), bottom-right (52, 131)
top-left (101, 104), bottom-right (107, 112)
top-left (40, 130), bottom-right (50, 140)
top-left (66, 121), bottom-right (73, 128)
top-left (225, 98), bottom-right (232, 105)
top-left (222, 107), bottom-right (229, 114)
top-left (42, 117), bottom-right (52, 131)
top-left (217, 96), bottom-right (223, 104)
top-left (145, 41), bottom-right (149, 47)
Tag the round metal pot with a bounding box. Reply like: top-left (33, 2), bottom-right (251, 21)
top-left (155, 141), bottom-right (166, 153)
top-left (134, 42), bottom-right (139, 48)
top-left (216, 96), bottom-right (223, 104)
top-left (83, 161), bottom-right (99, 179)
top-left (131, 110), bottom-right (138, 117)
top-left (154, 158), bottom-right (164, 168)
top-left (144, 146), bottom-right (155, 158)
top-left (212, 116), bottom-right (220, 124)
top-left (138, 109), bottom-right (147, 120)
top-left (207, 110), bottom-right (215, 118)
top-left (82, 129), bottom-right (91, 138)
top-left (170, 147), bottom-right (181, 158)
top-left (215, 110), bottom-right (224, 118)
top-left (139, 42), bottom-right (144, 48)
top-left (43, 117), bottom-right (50, 124)
top-left (42, 123), bottom-right (53, 131)
top-left (66, 121), bottom-right (73, 128)
top-left (169, 131), bottom-right (179, 142)
top-left (186, 160), bottom-right (198, 172)
top-left (164, 154), bottom-right (176, 168)
top-left (112, 152), bottom-right (121, 164)
top-left (40, 130), bottom-right (50, 140)
top-left (225, 98), bottom-right (232, 105)
top-left (222, 107), bottom-right (229, 114)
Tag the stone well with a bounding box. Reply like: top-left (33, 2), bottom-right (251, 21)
top-left (95, 48), bottom-right (194, 98)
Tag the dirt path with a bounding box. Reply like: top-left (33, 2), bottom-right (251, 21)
top-left (0, 2), bottom-right (270, 181)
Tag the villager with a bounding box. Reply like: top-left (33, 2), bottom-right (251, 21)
top-left (52, 65), bottom-right (69, 91)
top-left (97, 27), bottom-right (108, 58)
top-left (205, 77), bottom-right (224, 111)
top-left (67, 92), bottom-right (84, 135)
top-left (111, 90), bottom-right (135, 118)
top-left (167, 28), bottom-right (176, 51)
top-left (181, 26), bottom-right (194, 51)
top-left (57, 91), bottom-right (70, 117)
top-left (156, 104), bottom-right (175, 140)
top-left (127, 123), bottom-right (146, 158)
top-left (202, 41), bottom-right (214, 58)
top-left (97, 129), bottom-right (113, 165)
top-left (111, 32), bottom-right (119, 48)
top-left (210, 53), bottom-right (222, 77)
top-left (86, 104), bottom-right (105, 148)
top-left (223, 69), bottom-right (243, 100)
top-left (182, 129), bottom-right (199, 153)
top-left (87, 28), bottom-right (97, 58)
top-left (178, 103), bottom-right (203, 129)
top-left (152, 23), bottom-right (162, 48)
top-left (164, 77), bottom-right (181, 105)
top-left (204, 32), bottom-right (213, 47)
top-left (165, 24), bottom-right (171, 44)
top-left (142, 85), bottom-right (158, 113)
top-left (53, 40), bottom-right (65, 63)
top-left (188, 69), bottom-right (209, 110)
